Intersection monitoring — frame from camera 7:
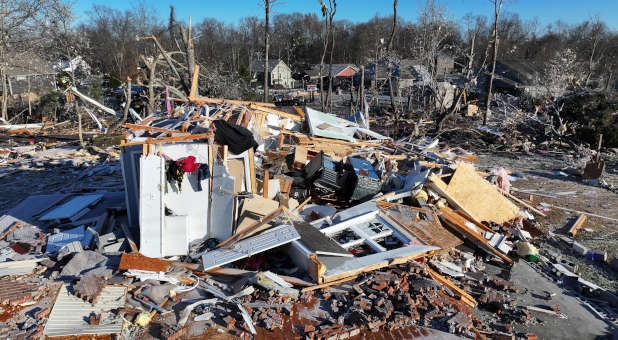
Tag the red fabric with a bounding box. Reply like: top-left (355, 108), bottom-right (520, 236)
top-left (176, 156), bottom-right (200, 173)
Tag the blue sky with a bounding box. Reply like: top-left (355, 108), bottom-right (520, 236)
top-left (73, 0), bottom-right (618, 30)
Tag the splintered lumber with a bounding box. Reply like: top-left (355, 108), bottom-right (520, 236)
top-left (123, 124), bottom-right (186, 134)
top-left (427, 267), bottom-right (477, 307)
top-left (217, 208), bottom-right (284, 249)
top-left (119, 133), bottom-right (211, 146)
top-left (439, 206), bottom-right (512, 263)
top-left (568, 214), bottom-right (587, 236)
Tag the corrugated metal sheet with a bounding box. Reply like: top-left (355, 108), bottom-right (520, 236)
top-left (0, 258), bottom-right (43, 277)
top-left (39, 194), bottom-right (103, 221)
top-left (202, 225), bottom-right (300, 270)
top-left (43, 284), bottom-right (127, 337)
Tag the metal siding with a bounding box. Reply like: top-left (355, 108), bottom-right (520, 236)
top-left (43, 284), bottom-right (127, 337)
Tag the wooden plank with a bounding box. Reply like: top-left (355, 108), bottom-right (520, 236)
top-left (123, 124), bottom-right (185, 134)
top-left (427, 267), bottom-right (477, 307)
top-left (263, 170), bottom-right (269, 198)
top-left (438, 207), bottom-right (512, 263)
top-left (568, 214), bottom-right (587, 236)
top-left (120, 133), bottom-right (211, 146)
top-left (222, 145), bottom-right (228, 169)
top-left (455, 210), bottom-right (493, 233)
top-left (248, 148), bottom-right (256, 194)
top-left (292, 105), bottom-right (305, 118)
top-left (301, 277), bottom-right (355, 293)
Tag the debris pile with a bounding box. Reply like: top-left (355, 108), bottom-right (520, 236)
top-left (0, 90), bottom-right (616, 339)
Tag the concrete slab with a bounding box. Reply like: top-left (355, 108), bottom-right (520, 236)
top-left (510, 261), bottom-right (618, 340)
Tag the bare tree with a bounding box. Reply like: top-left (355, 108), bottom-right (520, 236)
top-left (386, 0), bottom-right (398, 119)
top-left (438, 15), bottom-right (489, 130)
top-left (583, 16), bottom-right (605, 87)
top-left (0, 0), bottom-right (59, 120)
top-left (483, 0), bottom-right (504, 125)
top-left (318, 0), bottom-right (336, 112)
top-left (260, 0), bottom-right (278, 103)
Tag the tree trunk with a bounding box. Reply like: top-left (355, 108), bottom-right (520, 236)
top-left (263, 1), bottom-right (270, 103)
top-left (327, 26), bottom-right (335, 112)
top-left (387, 0), bottom-right (399, 132)
top-left (145, 36), bottom-right (190, 97)
top-left (77, 103), bottom-right (84, 148)
top-left (1, 69), bottom-right (7, 121)
top-left (358, 66), bottom-right (365, 112)
top-left (148, 60), bottom-right (156, 115)
top-left (484, 0), bottom-right (503, 126)
top-left (122, 78), bottom-right (132, 124)
top-left (181, 22), bottom-right (196, 91)
top-left (319, 22), bottom-right (329, 112)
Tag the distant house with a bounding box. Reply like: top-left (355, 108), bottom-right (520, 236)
top-left (0, 52), bottom-right (56, 95)
top-left (398, 59), bottom-right (430, 88)
top-left (307, 64), bottom-right (358, 80)
top-left (362, 59), bottom-right (430, 89)
top-left (490, 59), bottom-right (543, 95)
top-left (250, 59), bottom-right (294, 88)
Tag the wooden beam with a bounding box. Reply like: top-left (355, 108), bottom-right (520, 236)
top-left (427, 267), bottom-right (477, 308)
top-left (248, 148), bottom-right (257, 194)
top-left (292, 105), bottom-right (305, 118)
top-left (124, 124), bottom-right (185, 134)
top-left (263, 170), bottom-right (269, 198)
top-left (222, 145), bottom-right (228, 169)
top-left (439, 206), bottom-right (512, 263)
top-left (568, 214), bottom-right (587, 236)
top-left (189, 64), bottom-right (200, 99)
top-left (119, 133), bottom-right (211, 146)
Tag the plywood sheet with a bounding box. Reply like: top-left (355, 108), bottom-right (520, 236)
top-left (235, 196), bottom-right (279, 235)
top-left (445, 162), bottom-right (519, 224)
top-left (228, 159), bottom-right (245, 193)
top-left (381, 205), bottom-right (462, 250)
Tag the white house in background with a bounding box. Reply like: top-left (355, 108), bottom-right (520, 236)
top-left (53, 56), bottom-right (91, 77)
top-left (250, 59), bottom-right (294, 88)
